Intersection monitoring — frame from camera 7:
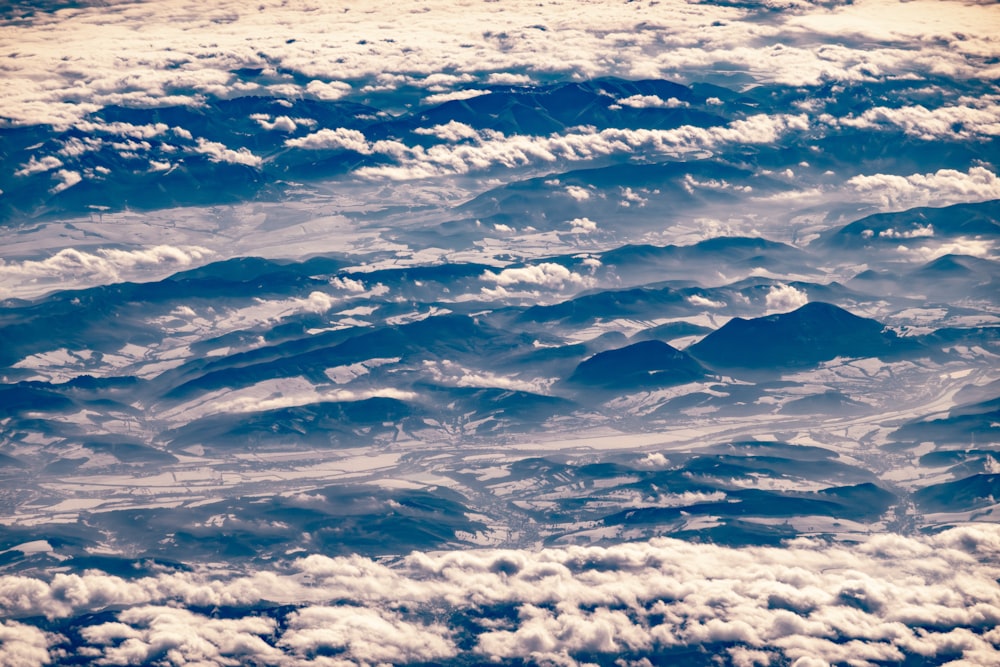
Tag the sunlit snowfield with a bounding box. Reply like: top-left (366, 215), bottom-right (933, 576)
top-left (1, 1), bottom-right (999, 665)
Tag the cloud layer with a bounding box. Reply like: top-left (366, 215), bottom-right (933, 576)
top-left (3, 526), bottom-right (999, 666)
top-left (3, 0), bottom-right (999, 128)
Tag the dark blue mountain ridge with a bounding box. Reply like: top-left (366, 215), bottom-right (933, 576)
top-left (406, 77), bottom-right (729, 137)
top-left (913, 474), bottom-right (1000, 513)
top-left (818, 200), bottom-right (1000, 249)
top-left (892, 394), bottom-right (1000, 445)
top-left (160, 313), bottom-right (536, 400)
top-left (687, 301), bottom-right (911, 371)
top-left (567, 339), bottom-right (706, 390)
top-left (164, 396), bottom-right (420, 451)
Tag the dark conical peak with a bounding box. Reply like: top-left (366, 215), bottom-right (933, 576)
top-left (688, 302), bottom-right (900, 371)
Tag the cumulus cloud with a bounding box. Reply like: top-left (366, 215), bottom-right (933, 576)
top-left (481, 263), bottom-right (593, 294)
top-left (0, 245), bottom-right (214, 284)
top-left (688, 294), bottom-right (725, 309)
top-left (251, 113), bottom-right (297, 132)
top-left (353, 114), bottom-right (809, 180)
top-left (847, 166), bottom-right (1000, 210)
top-left (412, 120), bottom-right (480, 142)
top-left (486, 72), bottom-right (534, 85)
top-left (284, 127), bottom-right (373, 152)
top-left (421, 89), bottom-right (492, 105)
top-left (870, 224), bottom-right (934, 240)
top-left (567, 217), bottom-right (598, 234)
top-left (304, 79), bottom-right (352, 100)
top-left (898, 238), bottom-right (994, 262)
top-left (0, 621), bottom-right (55, 667)
top-left (14, 155), bottom-right (64, 177)
top-left (617, 94), bottom-right (688, 109)
top-left (3, 526), bottom-right (1000, 666)
top-left (192, 138), bottom-right (263, 167)
top-left (3, 0), bottom-right (998, 129)
top-left (835, 99), bottom-right (1000, 140)
top-left (49, 169), bottom-right (82, 194)
top-left (765, 284), bottom-right (808, 313)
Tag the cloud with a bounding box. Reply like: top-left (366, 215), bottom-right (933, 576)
top-left (565, 185), bottom-right (591, 201)
top-left (192, 138), bottom-right (262, 167)
top-left (14, 155), bottom-right (64, 177)
top-left (688, 294), bottom-right (726, 309)
top-left (899, 238), bottom-right (994, 262)
top-left (835, 99), bottom-right (1000, 140)
top-left (3, 0), bottom-right (998, 129)
top-left (617, 94), bottom-right (688, 109)
top-left (486, 72), bottom-right (534, 85)
top-left (421, 89), bottom-right (491, 105)
top-left (284, 127), bottom-right (373, 152)
top-left (765, 284), bottom-right (808, 312)
top-left (210, 387), bottom-right (417, 415)
top-left (847, 166), bottom-right (1000, 210)
top-left (0, 621), bottom-right (55, 667)
top-left (871, 224), bottom-right (934, 240)
top-left (353, 114), bottom-right (810, 180)
top-left (0, 245), bottom-right (214, 285)
top-left (482, 262), bottom-right (592, 290)
top-left (304, 79), bottom-right (352, 101)
top-left (423, 359), bottom-right (556, 394)
top-left (49, 169), bottom-right (82, 194)
top-left (251, 113), bottom-right (297, 132)
top-left (567, 217), bottom-right (598, 234)
top-left (412, 120), bottom-right (480, 142)
top-left (3, 526), bottom-right (1000, 666)
top-left (281, 607), bottom-right (457, 664)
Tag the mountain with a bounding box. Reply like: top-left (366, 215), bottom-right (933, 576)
top-left (567, 339), bottom-right (706, 390)
top-left (687, 302), bottom-right (906, 371)
top-left (818, 200), bottom-right (1000, 249)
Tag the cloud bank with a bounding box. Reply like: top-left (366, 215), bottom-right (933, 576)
top-left (3, 526), bottom-right (998, 666)
top-left (4, 0), bottom-right (999, 128)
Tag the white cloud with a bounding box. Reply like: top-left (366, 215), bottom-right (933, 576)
top-left (14, 155), bottom-right (63, 177)
top-left (354, 114), bottom-right (809, 181)
top-left (49, 169), bottom-right (82, 194)
top-left (412, 120), bottom-right (480, 142)
top-left (251, 114), bottom-right (297, 132)
top-left (284, 127), bottom-right (373, 153)
top-left (565, 185), bottom-right (591, 201)
top-left (567, 217), bottom-right (598, 234)
top-left (482, 262), bottom-right (591, 289)
top-left (0, 245), bottom-right (214, 284)
top-left (617, 94), bottom-right (688, 109)
top-left (421, 89), bottom-right (491, 105)
top-left (0, 621), bottom-right (55, 667)
top-left (192, 138), bottom-right (262, 167)
top-left (280, 606), bottom-right (456, 664)
top-left (3, 526), bottom-right (1000, 666)
top-left (304, 79), bottom-right (352, 100)
top-left (688, 294), bottom-right (725, 309)
top-left (765, 284), bottom-right (808, 313)
top-left (2, 0), bottom-right (998, 129)
top-left (848, 166), bottom-right (1000, 210)
top-left (836, 99), bottom-right (1000, 140)
top-left (899, 238), bottom-right (994, 262)
top-left (486, 72), bottom-right (534, 85)
top-left (877, 225), bottom-right (934, 239)
top-left (424, 359), bottom-right (556, 394)
top-left (210, 387), bottom-right (417, 415)
top-left (73, 121), bottom-right (170, 139)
